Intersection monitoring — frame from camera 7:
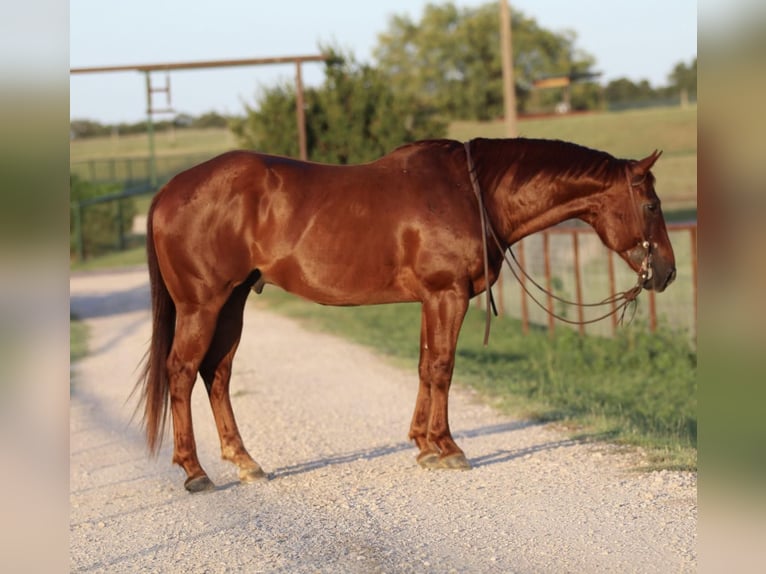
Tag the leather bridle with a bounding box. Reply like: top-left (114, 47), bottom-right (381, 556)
top-left (464, 140), bottom-right (649, 345)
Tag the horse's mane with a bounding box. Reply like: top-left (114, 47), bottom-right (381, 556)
top-left (471, 137), bottom-right (626, 189)
top-left (391, 139), bottom-right (464, 157)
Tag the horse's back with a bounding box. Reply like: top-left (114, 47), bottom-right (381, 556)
top-left (150, 142), bottom-right (483, 306)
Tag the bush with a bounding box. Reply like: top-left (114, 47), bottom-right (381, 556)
top-left (70, 176), bottom-right (137, 259)
top-left (231, 50), bottom-right (447, 163)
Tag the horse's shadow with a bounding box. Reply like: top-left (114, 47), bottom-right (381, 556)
top-left (70, 281), bottom-right (150, 320)
top-left (260, 420), bottom-right (573, 481)
top-left (269, 441), bottom-right (413, 480)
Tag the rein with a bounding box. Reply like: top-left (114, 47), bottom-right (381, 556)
top-left (463, 141), bottom-right (650, 345)
top-left (464, 141), bottom-right (496, 346)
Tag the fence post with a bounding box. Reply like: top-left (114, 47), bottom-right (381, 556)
top-left (72, 200), bottom-right (85, 261)
top-left (690, 225), bottom-right (697, 341)
top-left (608, 250), bottom-right (618, 336)
top-left (572, 231), bottom-right (585, 335)
top-left (517, 241), bottom-right (529, 334)
top-left (116, 199), bottom-right (126, 251)
top-left (495, 271), bottom-right (504, 316)
top-left (543, 231), bottom-right (554, 336)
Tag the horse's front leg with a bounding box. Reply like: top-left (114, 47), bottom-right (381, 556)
top-left (409, 305), bottom-right (437, 465)
top-left (410, 289), bottom-right (472, 470)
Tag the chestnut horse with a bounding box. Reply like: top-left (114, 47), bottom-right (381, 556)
top-left (137, 138), bottom-right (676, 492)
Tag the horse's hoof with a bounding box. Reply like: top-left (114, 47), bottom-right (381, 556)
top-left (417, 451), bottom-right (441, 470)
top-left (184, 475), bottom-right (215, 493)
top-left (438, 453), bottom-right (472, 470)
top-left (239, 466), bottom-right (267, 483)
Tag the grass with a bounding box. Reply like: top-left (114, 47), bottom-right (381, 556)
top-left (70, 314), bottom-right (89, 364)
top-left (252, 288), bottom-right (696, 471)
top-left (69, 127), bottom-right (237, 161)
top-left (70, 246), bottom-right (147, 272)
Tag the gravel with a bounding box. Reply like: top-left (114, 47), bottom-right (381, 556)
top-left (70, 267), bottom-right (696, 573)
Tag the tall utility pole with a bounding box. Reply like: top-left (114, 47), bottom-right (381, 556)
top-left (499, 0), bottom-right (518, 137)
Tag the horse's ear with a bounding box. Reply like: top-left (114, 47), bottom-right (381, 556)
top-left (631, 149), bottom-right (663, 175)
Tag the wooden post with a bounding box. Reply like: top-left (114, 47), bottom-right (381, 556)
top-left (543, 232), bottom-right (554, 336)
top-left (572, 231), bottom-right (585, 334)
top-left (295, 61), bottom-right (308, 160)
top-left (499, 1), bottom-right (518, 138)
top-left (518, 241), bottom-right (529, 335)
top-left (608, 250), bottom-right (618, 335)
top-left (116, 200), bottom-right (125, 251)
top-left (73, 201), bottom-right (85, 261)
top-left (690, 225), bottom-right (697, 341)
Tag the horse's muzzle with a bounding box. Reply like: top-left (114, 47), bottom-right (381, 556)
top-left (644, 264), bottom-right (676, 292)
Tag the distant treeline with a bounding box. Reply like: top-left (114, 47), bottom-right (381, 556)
top-left (70, 111), bottom-right (232, 139)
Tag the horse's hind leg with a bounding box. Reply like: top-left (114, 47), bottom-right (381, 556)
top-left (199, 280), bottom-right (265, 484)
top-left (167, 305), bottom-right (221, 492)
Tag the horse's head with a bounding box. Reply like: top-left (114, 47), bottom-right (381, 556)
top-left (583, 150), bottom-right (676, 292)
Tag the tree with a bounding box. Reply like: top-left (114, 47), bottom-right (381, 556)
top-left (604, 78), bottom-right (656, 105)
top-left (667, 57), bottom-right (697, 97)
top-left (191, 111), bottom-right (230, 129)
top-left (70, 119), bottom-right (111, 139)
top-left (373, 2), bottom-right (597, 119)
top-left (231, 51), bottom-right (446, 163)
top-left (231, 82), bottom-right (303, 158)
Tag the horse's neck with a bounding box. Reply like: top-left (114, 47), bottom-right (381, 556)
top-left (485, 174), bottom-right (595, 245)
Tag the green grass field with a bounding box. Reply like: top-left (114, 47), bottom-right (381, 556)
top-left (70, 127), bottom-right (238, 160)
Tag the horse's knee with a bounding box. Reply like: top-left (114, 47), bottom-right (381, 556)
top-left (424, 355), bottom-right (454, 384)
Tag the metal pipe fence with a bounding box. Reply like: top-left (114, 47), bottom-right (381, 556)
top-left (484, 222), bottom-right (697, 341)
top-left (70, 153), bottom-right (214, 186)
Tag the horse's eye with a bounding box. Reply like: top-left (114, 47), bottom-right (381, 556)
top-left (645, 202), bottom-right (659, 213)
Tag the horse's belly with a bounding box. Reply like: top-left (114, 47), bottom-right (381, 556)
top-left (259, 252), bottom-right (417, 306)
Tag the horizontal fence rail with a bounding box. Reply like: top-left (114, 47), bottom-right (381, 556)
top-left (70, 153), bottom-right (216, 261)
top-left (483, 222), bottom-right (697, 341)
top-left (70, 153), bottom-right (214, 186)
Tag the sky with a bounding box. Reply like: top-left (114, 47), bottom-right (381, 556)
top-left (69, 0), bottom-right (697, 124)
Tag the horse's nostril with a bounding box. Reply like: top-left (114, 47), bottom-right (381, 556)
top-left (665, 267), bottom-right (677, 289)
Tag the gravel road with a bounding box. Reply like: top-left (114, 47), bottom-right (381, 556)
top-left (70, 267), bottom-right (696, 573)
